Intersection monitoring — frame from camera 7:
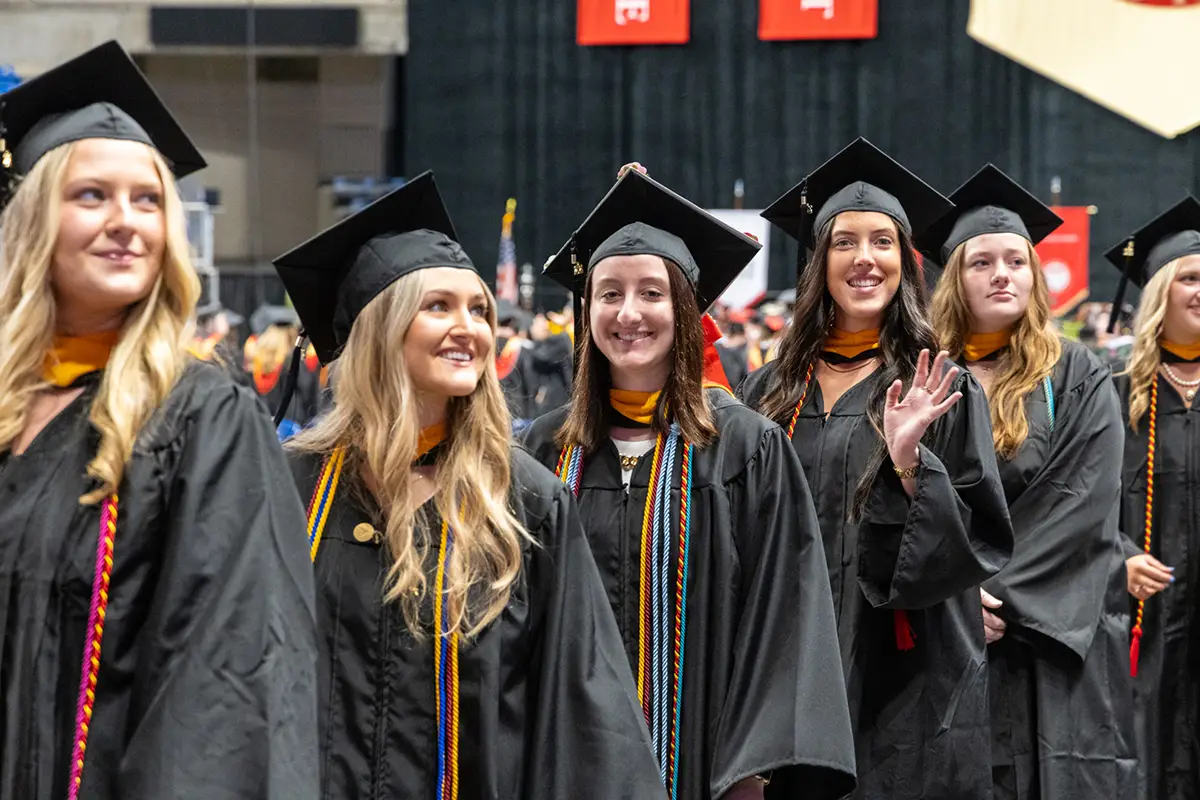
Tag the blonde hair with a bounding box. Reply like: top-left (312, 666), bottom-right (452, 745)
top-left (0, 141), bottom-right (200, 503)
top-left (1122, 257), bottom-right (1184, 431)
top-left (289, 270), bottom-right (531, 640)
top-left (931, 240), bottom-right (1061, 459)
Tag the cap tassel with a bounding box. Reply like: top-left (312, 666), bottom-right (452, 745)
top-left (273, 333), bottom-right (307, 428)
top-left (1107, 239), bottom-right (1135, 334)
top-left (894, 609), bottom-right (916, 651)
top-left (1129, 625), bottom-right (1142, 678)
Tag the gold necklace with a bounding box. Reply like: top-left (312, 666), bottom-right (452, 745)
top-left (620, 454), bottom-right (641, 471)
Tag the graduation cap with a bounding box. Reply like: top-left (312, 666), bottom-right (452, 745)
top-left (761, 138), bottom-right (952, 264)
top-left (249, 304), bottom-right (299, 336)
top-left (272, 170), bottom-right (472, 365)
top-left (197, 301), bottom-right (244, 328)
top-left (915, 164), bottom-right (1063, 265)
top-left (0, 40), bottom-right (205, 204)
top-left (1103, 196), bottom-right (1200, 333)
top-left (542, 169), bottom-right (762, 325)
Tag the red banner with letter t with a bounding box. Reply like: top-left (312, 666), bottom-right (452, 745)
top-left (759, 0), bottom-right (877, 41)
top-left (578, 0), bottom-right (690, 45)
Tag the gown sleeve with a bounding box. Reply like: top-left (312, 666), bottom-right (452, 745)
top-left (858, 372), bottom-right (1014, 610)
top-left (524, 484), bottom-right (665, 798)
top-left (983, 361), bottom-right (1124, 660)
top-left (117, 382), bottom-right (320, 799)
top-left (711, 427), bottom-right (857, 800)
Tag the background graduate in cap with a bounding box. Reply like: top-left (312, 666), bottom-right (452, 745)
top-left (739, 138), bottom-right (1014, 800)
top-left (923, 165), bottom-right (1135, 800)
top-left (522, 164), bottom-right (856, 800)
top-left (242, 302), bottom-right (322, 438)
top-left (1108, 196), bottom-right (1200, 800)
top-left (0, 40), bottom-right (318, 799)
top-left (272, 171), bottom-right (663, 799)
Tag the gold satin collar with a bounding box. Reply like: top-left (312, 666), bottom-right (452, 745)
top-left (823, 327), bottom-right (881, 360)
top-left (416, 422), bottom-right (447, 462)
top-left (963, 329), bottom-right (1013, 362)
top-left (610, 389), bottom-right (661, 425)
top-left (1160, 337), bottom-right (1200, 362)
top-left (42, 330), bottom-right (121, 387)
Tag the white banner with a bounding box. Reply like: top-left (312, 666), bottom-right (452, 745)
top-left (706, 208), bottom-right (770, 309)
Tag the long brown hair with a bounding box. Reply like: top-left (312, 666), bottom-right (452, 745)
top-left (289, 271), bottom-right (532, 640)
top-left (931, 241), bottom-right (1060, 458)
top-left (757, 216), bottom-right (938, 512)
top-left (556, 258), bottom-right (716, 451)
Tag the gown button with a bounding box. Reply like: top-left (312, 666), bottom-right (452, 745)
top-left (353, 522), bottom-right (378, 543)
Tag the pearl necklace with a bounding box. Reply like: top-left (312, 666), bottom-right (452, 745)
top-left (1162, 363), bottom-right (1200, 401)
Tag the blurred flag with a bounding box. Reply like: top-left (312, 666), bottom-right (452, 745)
top-left (496, 198), bottom-right (519, 303)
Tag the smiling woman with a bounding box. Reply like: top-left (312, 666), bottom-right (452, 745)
top-left (1109, 196), bottom-right (1200, 800)
top-left (272, 172), bottom-right (664, 799)
top-left (740, 139), bottom-right (1014, 800)
top-left (523, 167), bottom-right (856, 800)
top-left (0, 41), bottom-right (319, 800)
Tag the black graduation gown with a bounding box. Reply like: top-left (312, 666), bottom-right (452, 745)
top-left (521, 389), bottom-right (858, 800)
top-left (497, 337), bottom-right (537, 424)
top-left (291, 446), bottom-right (664, 799)
top-left (739, 362), bottom-right (1014, 800)
top-left (715, 343), bottom-right (748, 394)
top-left (0, 361), bottom-right (319, 799)
top-left (1116, 371), bottom-right (1200, 800)
top-left (981, 341), bottom-right (1135, 799)
top-left (528, 334), bottom-right (574, 417)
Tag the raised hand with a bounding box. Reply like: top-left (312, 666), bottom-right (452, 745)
top-left (617, 162), bottom-right (648, 179)
top-left (884, 349), bottom-right (962, 469)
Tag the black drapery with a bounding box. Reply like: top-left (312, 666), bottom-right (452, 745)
top-left (405, 0), bottom-right (1200, 311)
top-left (214, 266), bottom-right (289, 344)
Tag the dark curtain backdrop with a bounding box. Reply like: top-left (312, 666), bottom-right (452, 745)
top-left (405, 0), bottom-right (1200, 312)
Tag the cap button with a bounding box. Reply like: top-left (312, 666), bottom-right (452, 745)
top-left (353, 522), bottom-right (379, 543)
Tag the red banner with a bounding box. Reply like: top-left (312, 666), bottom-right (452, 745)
top-left (1035, 206), bottom-right (1091, 317)
top-left (759, 0), bottom-right (877, 41)
top-left (577, 0), bottom-right (690, 46)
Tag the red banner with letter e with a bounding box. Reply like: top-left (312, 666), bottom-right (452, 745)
top-left (578, 0), bottom-right (690, 45)
top-left (759, 0), bottom-right (877, 41)
top-left (1036, 206), bottom-right (1091, 317)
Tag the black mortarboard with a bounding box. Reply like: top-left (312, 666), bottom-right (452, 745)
top-left (1102, 197), bottom-right (1200, 333)
top-left (542, 169), bottom-right (761, 315)
top-left (272, 170), bottom-right (474, 364)
top-left (1104, 196), bottom-right (1200, 289)
top-left (197, 301), bottom-right (245, 328)
top-left (249, 305), bottom-right (299, 336)
top-left (0, 41), bottom-right (205, 191)
top-left (761, 138), bottom-right (952, 261)
top-left (915, 164), bottom-right (1063, 264)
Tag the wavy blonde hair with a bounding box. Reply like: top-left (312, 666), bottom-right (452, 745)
top-left (289, 270), bottom-right (531, 640)
top-left (0, 141), bottom-right (200, 503)
top-left (1122, 257), bottom-right (1185, 431)
top-left (931, 240), bottom-right (1061, 459)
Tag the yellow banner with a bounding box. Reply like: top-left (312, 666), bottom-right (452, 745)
top-left (969, 0), bottom-right (1200, 138)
